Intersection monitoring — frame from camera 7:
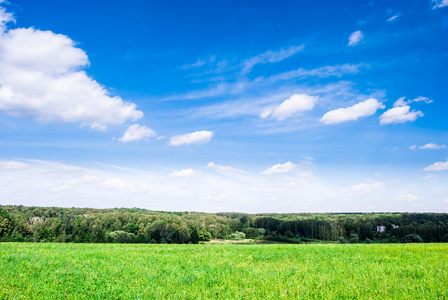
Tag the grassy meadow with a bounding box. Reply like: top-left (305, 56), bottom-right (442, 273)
top-left (1, 243), bottom-right (447, 299)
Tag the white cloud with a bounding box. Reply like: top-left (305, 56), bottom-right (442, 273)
top-left (242, 44), bottom-right (304, 73)
top-left (99, 178), bottom-right (138, 191)
top-left (166, 63), bottom-right (364, 102)
top-left (386, 15), bottom-right (399, 22)
top-left (393, 96), bottom-right (432, 107)
top-left (348, 30), bottom-right (364, 46)
top-left (169, 130), bottom-right (213, 146)
top-left (433, 0), bottom-right (448, 9)
top-left (207, 162), bottom-right (247, 174)
top-left (0, 160), bottom-right (29, 170)
top-left (393, 194), bottom-right (419, 202)
top-left (1, 159), bottom-right (448, 213)
top-left (380, 96), bottom-right (431, 125)
top-left (409, 145), bottom-right (417, 150)
top-left (51, 185), bottom-right (72, 192)
top-left (266, 64), bottom-right (363, 83)
top-left (347, 182), bottom-right (384, 196)
top-left (443, 198), bottom-right (448, 203)
top-left (424, 159), bottom-right (448, 171)
top-left (420, 143), bottom-right (446, 150)
top-left (412, 96), bottom-right (433, 104)
top-left (379, 106), bottom-right (423, 125)
top-left (393, 97), bottom-right (408, 107)
top-left (320, 98), bottom-right (385, 125)
top-left (0, 5), bottom-right (14, 34)
top-left (118, 124), bottom-right (156, 143)
top-left (169, 169), bottom-right (199, 178)
top-left (261, 93), bottom-right (318, 121)
top-left (262, 161), bottom-right (297, 175)
top-left (181, 56), bottom-right (215, 69)
top-left (0, 26), bottom-right (143, 130)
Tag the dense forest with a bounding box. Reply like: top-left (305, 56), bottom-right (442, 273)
top-left (1, 205), bottom-right (448, 244)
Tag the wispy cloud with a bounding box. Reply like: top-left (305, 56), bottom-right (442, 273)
top-left (266, 64), bottom-right (364, 83)
top-left (433, 0), bottom-right (448, 9)
top-left (0, 160), bottom-right (29, 170)
top-left (393, 96), bottom-right (432, 107)
top-left (261, 161), bottom-right (297, 175)
top-left (386, 15), bottom-right (399, 22)
top-left (348, 30), bottom-right (364, 46)
top-left (242, 45), bottom-right (304, 74)
top-left (0, 4), bottom-right (14, 34)
top-left (393, 194), bottom-right (419, 202)
top-left (165, 63), bottom-right (364, 101)
top-left (181, 56), bottom-right (216, 69)
top-left (207, 162), bottom-right (248, 174)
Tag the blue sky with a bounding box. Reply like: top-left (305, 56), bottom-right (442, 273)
top-left (0, 0), bottom-right (447, 212)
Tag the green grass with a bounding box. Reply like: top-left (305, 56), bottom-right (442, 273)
top-left (1, 243), bottom-right (447, 299)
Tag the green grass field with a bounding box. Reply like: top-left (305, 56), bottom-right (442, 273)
top-left (1, 243), bottom-right (447, 299)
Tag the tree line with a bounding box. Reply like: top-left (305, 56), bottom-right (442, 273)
top-left (1, 205), bottom-right (448, 244)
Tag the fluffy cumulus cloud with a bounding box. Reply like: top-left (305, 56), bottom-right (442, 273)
top-left (169, 130), bottom-right (213, 146)
top-left (348, 30), bottom-right (363, 46)
top-left (379, 106), bottom-right (423, 125)
top-left (260, 93), bottom-right (318, 121)
top-left (262, 161), bottom-right (297, 175)
top-left (320, 98), bottom-right (385, 125)
top-left (433, 0), bottom-right (448, 9)
top-left (118, 124), bottom-right (156, 143)
top-left (0, 16), bottom-right (142, 130)
top-left (242, 45), bottom-right (304, 73)
top-left (419, 143), bottom-right (446, 150)
top-left (379, 97), bottom-right (428, 125)
top-left (424, 159), bottom-right (448, 171)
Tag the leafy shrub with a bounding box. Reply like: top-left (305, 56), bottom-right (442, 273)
top-left (401, 234), bottom-right (423, 243)
top-left (365, 238), bottom-right (373, 244)
top-left (106, 231), bottom-right (136, 243)
top-left (285, 231), bottom-right (294, 238)
top-left (389, 236), bottom-right (398, 243)
top-left (349, 233), bottom-right (359, 243)
top-left (338, 237), bottom-right (348, 244)
top-left (229, 231), bottom-right (246, 240)
top-left (442, 234), bottom-right (448, 243)
top-left (242, 227), bottom-right (259, 239)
